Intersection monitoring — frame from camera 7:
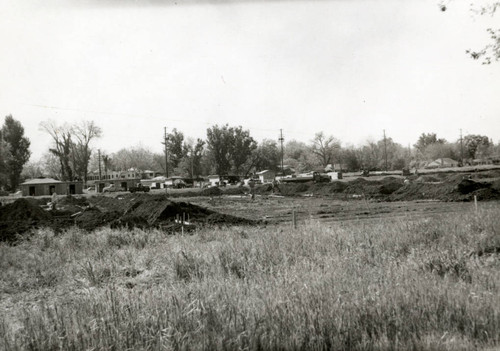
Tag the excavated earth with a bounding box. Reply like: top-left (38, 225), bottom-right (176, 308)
top-left (0, 194), bottom-right (258, 242)
top-left (1, 169), bottom-right (499, 243)
top-left (256, 170), bottom-right (500, 202)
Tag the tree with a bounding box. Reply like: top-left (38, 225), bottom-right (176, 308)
top-left (39, 120), bottom-right (74, 181)
top-left (205, 124), bottom-right (257, 175)
top-left (243, 139), bottom-right (280, 176)
top-left (21, 160), bottom-right (44, 180)
top-left (71, 121), bottom-right (102, 183)
top-left (40, 120), bottom-right (102, 182)
top-left (465, 1), bottom-right (500, 64)
top-left (423, 142), bottom-right (458, 161)
top-left (357, 137), bottom-right (407, 171)
top-left (206, 124), bottom-right (233, 175)
top-left (463, 134), bottom-right (491, 159)
top-left (2, 115), bottom-right (31, 190)
top-left (112, 146), bottom-right (156, 171)
top-left (231, 126), bottom-right (257, 175)
top-left (414, 133), bottom-right (446, 153)
top-left (283, 140), bottom-right (316, 173)
top-left (341, 147), bottom-right (361, 172)
top-left (0, 130), bottom-right (12, 189)
top-left (165, 128), bottom-right (186, 169)
top-left (178, 138), bottom-right (205, 178)
top-left (310, 132), bottom-right (340, 168)
top-left (102, 154), bottom-right (112, 175)
top-left (41, 151), bottom-right (62, 179)
top-left (358, 140), bottom-right (381, 171)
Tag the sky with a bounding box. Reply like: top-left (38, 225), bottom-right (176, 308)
top-left (1, 0), bottom-right (499, 161)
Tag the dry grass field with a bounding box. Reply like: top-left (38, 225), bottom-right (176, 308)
top-left (1, 201), bottom-right (499, 350)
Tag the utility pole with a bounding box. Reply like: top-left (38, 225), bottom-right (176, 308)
top-left (383, 129), bottom-right (388, 172)
top-left (98, 149), bottom-right (102, 181)
top-left (279, 129), bottom-right (284, 176)
top-left (163, 127), bottom-right (169, 178)
top-left (460, 129), bottom-right (464, 166)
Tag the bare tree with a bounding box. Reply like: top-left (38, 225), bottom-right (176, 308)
top-left (40, 120), bottom-right (101, 182)
top-left (40, 120), bottom-right (74, 181)
top-left (310, 132), bottom-right (340, 168)
top-left (71, 121), bottom-right (102, 183)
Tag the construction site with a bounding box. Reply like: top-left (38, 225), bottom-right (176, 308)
top-left (1, 167), bottom-right (500, 243)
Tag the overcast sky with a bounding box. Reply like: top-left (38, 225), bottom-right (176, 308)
top-left (1, 0), bottom-right (499, 160)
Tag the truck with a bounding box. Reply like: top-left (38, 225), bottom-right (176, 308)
top-left (280, 172), bottom-right (331, 183)
top-left (129, 184), bottom-right (150, 193)
top-left (312, 172), bottom-right (331, 183)
top-left (103, 184), bottom-right (119, 193)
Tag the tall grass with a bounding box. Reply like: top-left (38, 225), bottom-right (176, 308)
top-left (1, 203), bottom-right (499, 350)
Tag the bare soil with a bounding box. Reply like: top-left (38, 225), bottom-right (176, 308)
top-left (0, 194), bottom-right (259, 242)
top-left (1, 168), bottom-right (499, 242)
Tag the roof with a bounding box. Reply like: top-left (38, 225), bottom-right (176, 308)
top-left (21, 178), bottom-right (62, 185)
top-left (429, 158), bottom-right (458, 165)
top-left (150, 176), bottom-right (167, 181)
top-left (256, 170), bottom-right (275, 175)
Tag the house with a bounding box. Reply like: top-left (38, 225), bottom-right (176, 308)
top-left (256, 170), bottom-right (276, 183)
top-left (165, 176), bottom-right (187, 188)
top-left (20, 178), bottom-right (83, 196)
top-left (87, 169), bottom-right (162, 184)
top-left (140, 176), bottom-right (168, 189)
top-left (208, 175), bottom-right (223, 187)
top-left (326, 172), bottom-right (343, 180)
top-left (95, 178), bottom-right (142, 192)
top-left (425, 158), bottom-right (459, 169)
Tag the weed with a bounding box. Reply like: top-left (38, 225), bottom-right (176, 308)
top-left (174, 251), bottom-right (204, 281)
top-left (1, 204), bottom-right (500, 350)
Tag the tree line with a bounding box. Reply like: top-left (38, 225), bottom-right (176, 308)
top-left (2, 115), bottom-right (500, 192)
top-left (33, 120), bottom-right (500, 182)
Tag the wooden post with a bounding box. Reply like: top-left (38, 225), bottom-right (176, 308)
top-left (474, 195), bottom-right (478, 213)
top-left (292, 210), bottom-right (297, 229)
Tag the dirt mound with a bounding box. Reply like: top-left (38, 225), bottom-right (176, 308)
top-left (0, 199), bottom-right (53, 242)
top-left (57, 195), bottom-right (89, 207)
top-left (416, 175), bottom-right (441, 183)
top-left (379, 182), bottom-right (403, 195)
top-left (389, 182), bottom-right (451, 201)
top-left (222, 186), bottom-right (248, 196)
top-left (255, 184), bottom-right (273, 194)
top-left (388, 177), bottom-right (500, 202)
top-left (278, 183), bottom-right (311, 196)
top-left (74, 208), bottom-right (123, 231)
top-left (471, 187), bottom-right (500, 201)
top-left (0, 198), bottom-right (52, 222)
top-left (2, 193), bottom-right (260, 239)
top-left (76, 195), bottom-right (258, 231)
top-left (456, 179), bottom-right (490, 194)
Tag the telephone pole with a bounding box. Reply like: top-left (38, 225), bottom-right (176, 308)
top-left (279, 129), bottom-right (284, 176)
top-left (163, 127), bottom-right (169, 178)
top-left (460, 129), bottom-right (464, 166)
top-left (98, 149), bottom-right (102, 181)
top-left (383, 129), bottom-right (388, 172)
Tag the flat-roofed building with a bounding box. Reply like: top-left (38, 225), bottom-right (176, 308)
top-left (20, 178), bottom-right (83, 196)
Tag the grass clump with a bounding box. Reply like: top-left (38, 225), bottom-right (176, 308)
top-left (0, 203), bottom-right (499, 350)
